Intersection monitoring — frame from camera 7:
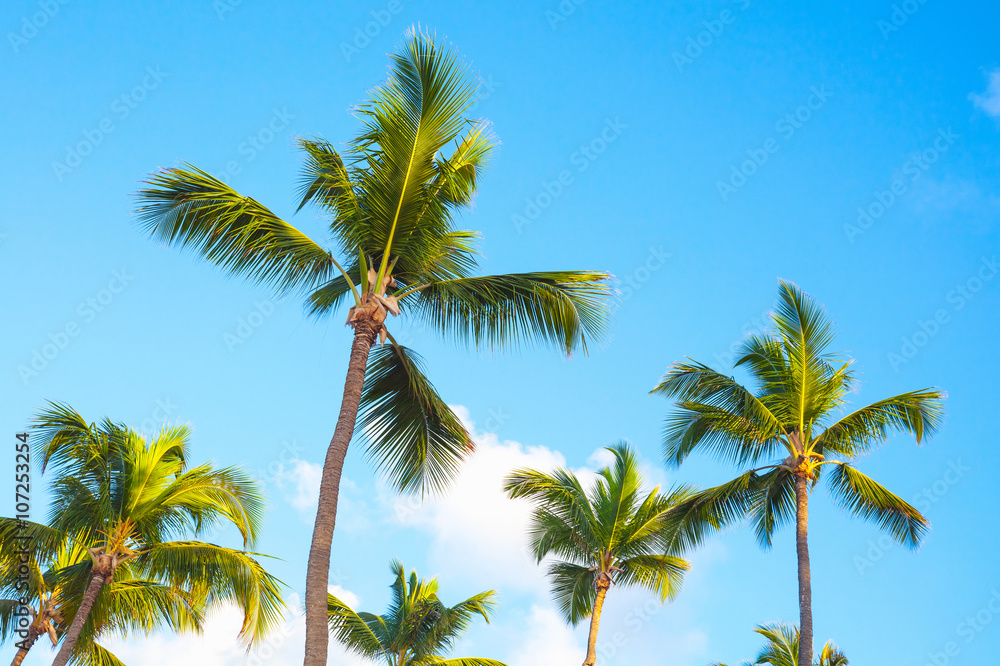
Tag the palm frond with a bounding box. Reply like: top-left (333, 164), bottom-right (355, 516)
top-left (134, 165), bottom-right (332, 292)
top-left (327, 593), bottom-right (384, 660)
top-left (409, 271), bottom-right (612, 355)
top-left (826, 463), bottom-right (928, 547)
top-left (358, 343), bottom-right (473, 494)
top-left (815, 389), bottom-right (946, 457)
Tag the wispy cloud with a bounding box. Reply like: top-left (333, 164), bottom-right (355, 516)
top-left (971, 68), bottom-right (1000, 118)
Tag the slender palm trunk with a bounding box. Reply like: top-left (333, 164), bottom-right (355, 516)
top-left (795, 475), bottom-right (812, 666)
top-left (51, 570), bottom-right (108, 666)
top-left (303, 318), bottom-right (379, 666)
top-left (582, 584), bottom-right (609, 666)
top-left (10, 624), bottom-right (42, 666)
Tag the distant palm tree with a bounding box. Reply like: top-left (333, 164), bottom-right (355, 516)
top-left (326, 560), bottom-right (506, 666)
top-left (0, 531), bottom-right (202, 666)
top-left (653, 280), bottom-right (944, 666)
top-left (711, 622), bottom-right (848, 666)
top-left (133, 28), bottom-right (611, 666)
top-left (504, 442), bottom-right (711, 666)
top-left (20, 403), bottom-right (284, 666)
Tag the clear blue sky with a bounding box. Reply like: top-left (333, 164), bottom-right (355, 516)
top-left (2, 1), bottom-right (999, 664)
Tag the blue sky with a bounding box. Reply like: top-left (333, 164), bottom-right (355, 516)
top-left (2, 0), bottom-right (999, 664)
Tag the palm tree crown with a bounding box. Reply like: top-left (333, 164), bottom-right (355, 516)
top-left (504, 442), bottom-right (710, 666)
top-left (711, 622), bottom-right (848, 666)
top-left (652, 280), bottom-right (944, 665)
top-left (327, 560), bottom-right (505, 666)
top-left (22, 403), bottom-right (284, 666)
top-left (133, 28), bottom-right (612, 666)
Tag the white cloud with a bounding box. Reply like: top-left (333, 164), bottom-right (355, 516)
top-left (509, 605), bottom-right (586, 666)
top-left (328, 584), bottom-right (360, 609)
top-left (971, 68), bottom-right (1000, 117)
top-left (274, 458), bottom-right (322, 514)
top-left (94, 594), bottom-right (370, 666)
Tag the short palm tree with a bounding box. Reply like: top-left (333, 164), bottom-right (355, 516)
top-left (24, 403), bottom-right (284, 666)
top-left (326, 560), bottom-right (505, 666)
top-left (0, 530), bottom-right (202, 666)
top-left (503, 442), bottom-right (710, 666)
top-left (133, 28), bottom-right (611, 666)
top-left (711, 622), bottom-right (848, 666)
top-left (652, 280), bottom-right (944, 666)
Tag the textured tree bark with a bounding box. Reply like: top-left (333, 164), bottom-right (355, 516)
top-left (795, 475), bottom-right (813, 666)
top-left (51, 569), bottom-right (108, 666)
top-left (303, 318), bottom-right (379, 666)
top-left (582, 583), bottom-right (609, 666)
top-left (10, 624), bottom-right (42, 666)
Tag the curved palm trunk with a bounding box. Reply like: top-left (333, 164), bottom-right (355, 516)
top-left (582, 584), bottom-right (609, 666)
top-left (795, 476), bottom-right (812, 666)
top-left (51, 570), bottom-right (108, 666)
top-left (303, 319), bottom-right (379, 666)
top-left (10, 624), bottom-right (42, 666)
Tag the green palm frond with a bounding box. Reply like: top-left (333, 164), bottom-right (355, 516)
top-left (409, 271), bottom-right (612, 355)
top-left (548, 561), bottom-right (597, 626)
top-left (753, 622), bottom-right (799, 666)
top-left (134, 165), bottom-right (332, 292)
top-left (826, 463), bottom-right (928, 547)
top-left (815, 389), bottom-right (946, 457)
top-left (70, 642), bottom-right (128, 666)
top-left (327, 593), bottom-right (384, 660)
top-left (750, 468), bottom-right (797, 549)
top-left (139, 541), bottom-right (284, 648)
top-left (614, 553), bottom-right (689, 602)
top-left (358, 343), bottom-right (473, 494)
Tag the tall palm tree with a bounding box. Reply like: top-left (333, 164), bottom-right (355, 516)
top-left (503, 442), bottom-right (710, 666)
top-left (0, 530), bottom-right (203, 666)
top-left (711, 622), bottom-right (848, 666)
top-left (133, 29), bottom-right (611, 666)
top-left (652, 280), bottom-right (945, 666)
top-left (24, 403), bottom-right (284, 666)
top-left (326, 560), bottom-right (505, 666)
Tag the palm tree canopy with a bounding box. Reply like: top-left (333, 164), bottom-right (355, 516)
top-left (504, 442), bottom-right (713, 625)
top-left (327, 560), bottom-right (506, 666)
top-left (652, 280), bottom-right (946, 548)
top-left (711, 622), bottom-right (848, 666)
top-left (0, 531), bottom-right (203, 665)
top-left (133, 29), bottom-right (612, 497)
top-left (22, 402), bottom-right (285, 649)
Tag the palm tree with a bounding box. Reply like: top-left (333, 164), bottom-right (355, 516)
top-left (0, 531), bottom-right (203, 666)
top-left (133, 28), bottom-right (611, 666)
top-left (326, 560), bottom-right (505, 666)
top-left (652, 280), bottom-right (945, 666)
top-left (503, 442), bottom-right (710, 666)
top-left (711, 622), bottom-right (848, 666)
top-left (23, 403), bottom-right (284, 666)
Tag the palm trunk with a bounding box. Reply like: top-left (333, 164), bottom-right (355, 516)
top-left (582, 585), bottom-right (609, 666)
top-left (10, 624), bottom-right (42, 666)
top-left (795, 475), bottom-right (812, 666)
top-left (51, 570), bottom-right (107, 666)
top-left (303, 319), bottom-right (379, 666)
